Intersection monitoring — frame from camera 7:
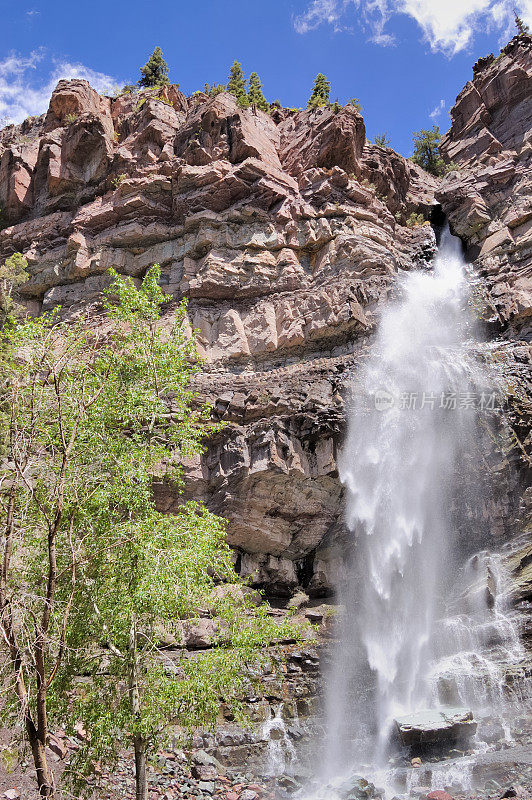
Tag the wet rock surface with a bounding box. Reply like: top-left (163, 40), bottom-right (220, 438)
top-left (395, 709), bottom-right (478, 749)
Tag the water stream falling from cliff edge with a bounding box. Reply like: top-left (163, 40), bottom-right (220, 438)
top-left (319, 224), bottom-right (525, 784)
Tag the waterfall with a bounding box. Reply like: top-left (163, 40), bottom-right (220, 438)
top-left (262, 705), bottom-right (297, 777)
top-left (321, 224), bottom-right (524, 782)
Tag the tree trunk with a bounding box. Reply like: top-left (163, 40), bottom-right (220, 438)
top-left (129, 616), bottom-right (148, 800)
top-left (27, 720), bottom-right (54, 798)
top-left (134, 735), bottom-right (148, 800)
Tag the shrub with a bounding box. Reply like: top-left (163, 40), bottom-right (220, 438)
top-left (64, 112), bottom-right (78, 124)
top-left (204, 83), bottom-right (225, 97)
top-left (406, 212), bottom-right (426, 228)
top-left (374, 132), bottom-right (391, 147)
top-left (0, 251), bottom-right (29, 327)
top-left (111, 173), bottom-right (126, 188)
top-left (349, 97), bottom-right (362, 111)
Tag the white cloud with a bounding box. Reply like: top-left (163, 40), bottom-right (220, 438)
top-left (294, 0), bottom-right (532, 55)
top-left (0, 51), bottom-right (122, 125)
top-left (429, 98), bottom-right (446, 119)
top-left (293, 0), bottom-right (348, 33)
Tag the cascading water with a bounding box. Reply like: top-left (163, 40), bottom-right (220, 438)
top-left (317, 224), bottom-right (527, 790)
top-left (262, 705), bottom-right (297, 777)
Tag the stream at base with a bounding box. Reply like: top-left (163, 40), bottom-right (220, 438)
top-left (299, 226), bottom-right (531, 800)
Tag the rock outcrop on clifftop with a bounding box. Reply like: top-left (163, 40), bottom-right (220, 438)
top-left (0, 36), bottom-right (530, 598)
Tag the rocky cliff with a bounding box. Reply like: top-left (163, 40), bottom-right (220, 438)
top-left (0, 37), bottom-right (530, 600)
top-left (438, 35), bottom-right (532, 608)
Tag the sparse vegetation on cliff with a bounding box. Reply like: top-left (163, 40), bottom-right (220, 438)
top-left (227, 60), bottom-right (249, 108)
top-left (307, 73), bottom-right (331, 108)
top-left (139, 46), bottom-right (170, 88)
top-left (0, 251), bottom-right (28, 328)
top-left (514, 9), bottom-right (530, 35)
top-left (411, 125), bottom-right (446, 176)
top-left (204, 82), bottom-right (225, 97)
top-left (406, 211), bottom-right (427, 228)
top-left (374, 132), bottom-right (391, 147)
top-left (248, 71), bottom-right (269, 111)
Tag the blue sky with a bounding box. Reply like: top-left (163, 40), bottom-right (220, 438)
top-left (1, 0), bottom-right (531, 156)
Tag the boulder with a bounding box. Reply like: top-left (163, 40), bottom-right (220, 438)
top-left (394, 707), bottom-right (477, 748)
top-left (182, 617), bottom-right (218, 649)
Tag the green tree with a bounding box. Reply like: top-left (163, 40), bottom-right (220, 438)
top-left (514, 9), bottom-right (530, 34)
top-left (0, 267), bottom-right (297, 800)
top-left (411, 125), bottom-right (446, 176)
top-left (307, 73), bottom-right (331, 109)
top-left (204, 82), bottom-right (225, 97)
top-left (374, 132), bottom-right (391, 148)
top-left (247, 72), bottom-right (269, 112)
top-left (227, 60), bottom-right (249, 108)
top-left (139, 47), bottom-right (170, 88)
top-left (0, 251), bottom-right (28, 329)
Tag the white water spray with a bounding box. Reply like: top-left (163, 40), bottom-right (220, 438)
top-left (262, 705), bottom-right (296, 777)
top-left (321, 225), bottom-right (524, 782)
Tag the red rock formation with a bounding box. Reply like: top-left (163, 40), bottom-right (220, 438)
top-left (3, 62), bottom-right (528, 596)
top-left (439, 35), bottom-right (532, 334)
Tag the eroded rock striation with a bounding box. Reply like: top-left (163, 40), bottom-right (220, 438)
top-left (439, 35), bottom-right (532, 337)
top-left (0, 37), bottom-right (530, 599)
top-left (0, 77), bottom-right (439, 595)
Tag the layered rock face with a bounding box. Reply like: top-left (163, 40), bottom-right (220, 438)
top-left (439, 35), bottom-right (532, 337)
top-left (438, 36), bottom-right (532, 626)
top-left (0, 78), bottom-right (438, 596)
top-left (0, 38), bottom-right (530, 597)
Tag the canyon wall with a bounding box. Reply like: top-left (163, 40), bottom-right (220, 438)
top-left (0, 36), bottom-right (530, 599)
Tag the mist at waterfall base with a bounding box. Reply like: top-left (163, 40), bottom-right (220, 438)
top-left (313, 226), bottom-right (527, 793)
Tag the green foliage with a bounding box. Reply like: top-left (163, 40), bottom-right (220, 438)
top-left (406, 212), bottom-right (426, 228)
top-left (247, 72), bottom-right (269, 112)
top-left (227, 60), bottom-right (248, 107)
top-left (374, 132), bottom-right (391, 148)
top-left (444, 161), bottom-right (460, 174)
top-left (64, 112), bottom-right (78, 124)
top-left (111, 173), bottom-right (126, 188)
top-left (349, 97), bottom-right (362, 111)
top-left (514, 9), bottom-right (530, 34)
top-left (204, 82), bottom-right (225, 98)
top-left (0, 266), bottom-right (301, 798)
top-left (332, 99), bottom-right (340, 113)
top-left (411, 125), bottom-right (446, 176)
top-left (139, 47), bottom-right (170, 88)
top-left (307, 73), bottom-right (331, 109)
top-left (0, 251), bottom-right (28, 328)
